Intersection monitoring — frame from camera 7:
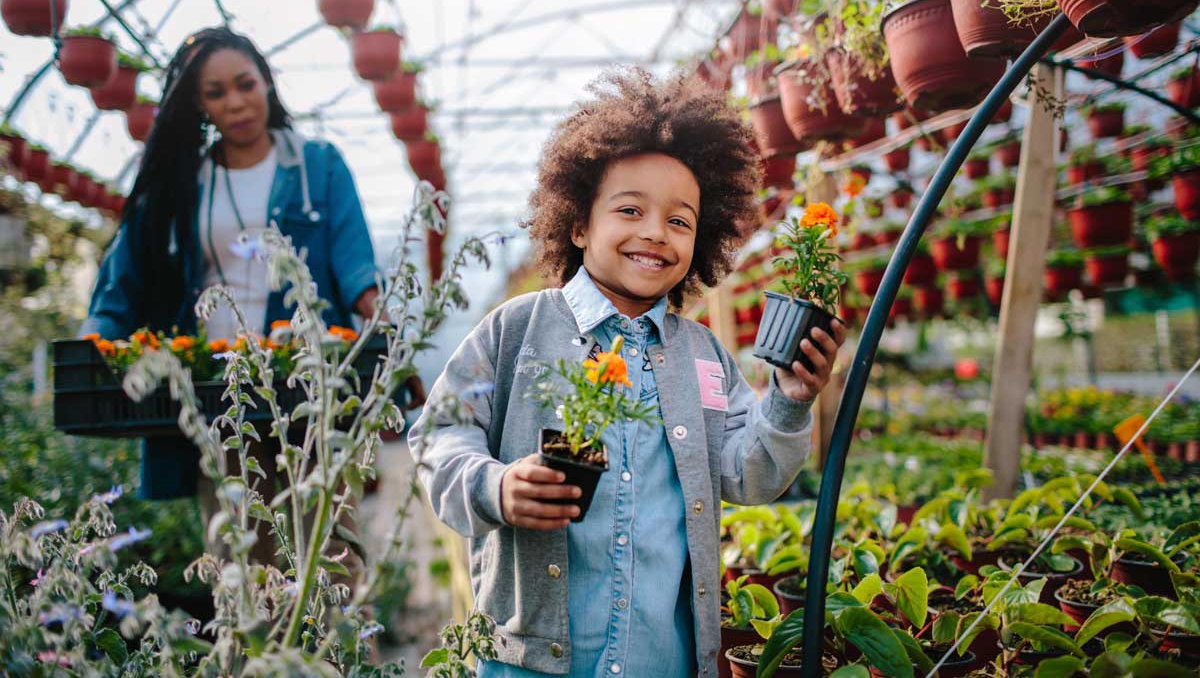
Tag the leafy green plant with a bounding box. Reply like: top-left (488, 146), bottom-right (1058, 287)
top-left (722, 575), bottom-right (781, 633)
top-left (771, 202), bottom-right (848, 313)
top-left (1084, 102), bottom-right (1127, 115)
top-left (1076, 186), bottom-right (1131, 209)
top-left (117, 51), bottom-right (151, 71)
top-left (1144, 215), bottom-right (1200, 239)
top-left (64, 26), bottom-right (113, 39)
top-left (1083, 244), bottom-right (1132, 258)
top-left (1068, 144), bottom-right (1099, 166)
top-left (419, 612), bottom-right (498, 678)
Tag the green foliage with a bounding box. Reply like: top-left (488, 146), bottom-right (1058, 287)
top-left (117, 51), bottom-right (151, 71)
top-left (1045, 248), bottom-right (1084, 268)
top-left (771, 213), bottom-right (848, 313)
top-left (419, 612), bottom-right (498, 678)
top-left (1076, 186), bottom-right (1131, 208)
top-left (1144, 214), bottom-right (1200, 239)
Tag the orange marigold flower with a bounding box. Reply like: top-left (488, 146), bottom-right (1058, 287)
top-left (131, 330), bottom-right (160, 349)
top-left (843, 175), bottom-right (865, 198)
top-left (582, 336), bottom-right (633, 388)
top-left (800, 202), bottom-right (839, 237)
top-left (234, 337), bottom-right (250, 353)
top-left (82, 333), bottom-right (100, 343)
top-left (329, 326), bottom-right (358, 343)
top-left (271, 319), bottom-right (291, 331)
top-left (170, 336), bottom-right (196, 352)
top-left (208, 338), bottom-right (231, 353)
top-left (95, 339), bottom-right (116, 357)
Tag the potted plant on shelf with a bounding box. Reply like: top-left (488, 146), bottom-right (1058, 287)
top-left (125, 95), bottom-right (156, 142)
top-left (372, 60), bottom-right (422, 113)
top-left (1066, 144), bottom-right (1106, 185)
top-left (1044, 248), bottom-right (1085, 300)
top-left (351, 24), bottom-right (402, 81)
top-left (980, 175), bottom-right (1016, 210)
top-left (884, 146), bottom-right (911, 173)
top-left (1066, 186), bottom-right (1133, 249)
top-left (1083, 244), bottom-right (1130, 287)
top-left (890, 179), bottom-right (915, 208)
top-left (826, 0), bottom-right (902, 116)
top-left (930, 217), bottom-right (987, 271)
top-left (1084, 102), bottom-right (1125, 139)
top-left (1144, 214), bottom-right (1200, 282)
top-left (1152, 144), bottom-right (1200, 220)
top-left (850, 254), bottom-right (889, 296)
top-left (318, 0), bottom-right (374, 30)
top-left (761, 152), bottom-right (797, 190)
top-left (527, 335), bottom-right (658, 522)
top-left (753, 202), bottom-right (847, 371)
top-left (89, 51), bottom-right (147, 111)
top-left (2, 0), bottom-right (69, 36)
top-left (1168, 65), bottom-right (1200, 109)
top-left (991, 212), bottom-right (1012, 258)
top-left (1108, 522), bottom-right (1200, 599)
top-left (991, 133), bottom-right (1022, 169)
top-left (985, 259), bottom-right (1006, 306)
top-left (945, 270), bottom-right (980, 302)
top-left (963, 149), bottom-right (990, 180)
top-left (58, 26), bottom-right (117, 87)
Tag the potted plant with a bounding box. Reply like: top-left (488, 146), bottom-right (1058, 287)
top-left (372, 60), bottom-right (421, 113)
top-left (720, 574), bottom-right (781, 678)
top-left (318, 0), bottom-right (373, 29)
top-left (22, 141), bottom-right (49, 182)
top-left (2, 0), bottom-right (68, 36)
top-left (753, 202), bottom-right (847, 371)
top-left (58, 26), bottom-right (117, 87)
top-left (1109, 522), bottom-right (1200, 598)
top-left (884, 146), bottom-right (911, 173)
top-left (745, 44), bottom-right (784, 100)
top-left (946, 270), bottom-right (980, 302)
top-left (125, 95), bottom-right (156, 142)
top-left (903, 240), bottom-right (937, 285)
top-left (1084, 102), bottom-right (1125, 139)
top-left (984, 259), bottom-right (1005, 306)
top-left (1126, 21), bottom-right (1181, 58)
top-left (826, 0), bottom-right (902, 116)
top-left (1066, 144), bottom-right (1105, 185)
top-left (991, 134), bottom-right (1022, 169)
top-left (1078, 48), bottom-right (1124, 79)
top-left (930, 218), bottom-right (987, 271)
top-left (390, 101), bottom-right (429, 142)
top-left (1044, 248), bottom-right (1085, 300)
top-left (949, 0), bottom-right (1049, 58)
top-left (963, 150), bottom-right (990, 180)
top-left (1066, 186), bottom-right (1133, 248)
top-left (890, 179), bottom-right (915, 209)
top-left (1153, 145), bottom-right (1200, 220)
top-left (991, 213), bottom-right (1012, 259)
top-left (528, 335), bottom-right (657, 522)
top-left (777, 58), bottom-right (865, 145)
top-left (762, 153), bottom-right (796, 190)
top-left (1144, 214), bottom-right (1200, 282)
top-left (1168, 65), bottom-right (1200, 109)
top-left (351, 25), bottom-right (402, 81)
top-left (89, 51), bottom-right (146, 111)
top-left (914, 283), bottom-right (945, 318)
top-left (406, 131), bottom-right (440, 180)
top-left (750, 95), bottom-right (804, 156)
top-left (881, 0), bottom-right (1005, 112)
top-left (980, 175), bottom-right (1015, 210)
top-left (0, 126), bottom-right (28, 171)
top-left (1010, 0), bottom-right (1200, 38)
top-left (1083, 244), bottom-right (1130, 287)
top-left (850, 254), bottom-right (888, 296)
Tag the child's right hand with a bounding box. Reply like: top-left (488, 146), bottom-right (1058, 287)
top-left (500, 455), bottom-right (582, 529)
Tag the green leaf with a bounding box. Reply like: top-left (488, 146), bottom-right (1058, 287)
top-left (1104, 632), bottom-right (1135, 654)
top-left (852, 546), bottom-right (880, 579)
top-left (336, 523), bottom-right (368, 562)
top-left (956, 612), bottom-right (1000, 656)
top-left (937, 524), bottom-right (972, 559)
top-left (955, 575), bottom-right (979, 600)
top-left (1133, 597), bottom-right (1200, 634)
top-left (837, 607), bottom-right (914, 678)
top-left (893, 628), bottom-right (934, 677)
top-left (744, 583), bottom-right (780, 620)
top-left (1074, 598), bottom-right (1135, 647)
top-left (93, 628), bottom-right (128, 665)
top-left (1127, 658), bottom-right (1194, 678)
top-left (829, 666), bottom-right (870, 678)
top-left (320, 557), bottom-right (352, 578)
top-left (751, 615), bottom-right (782, 641)
top-left (1033, 656), bottom-right (1084, 678)
top-left (1165, 521), bottom-right (1200, 558)
top-left (420, 648), bottom-right (449, 668)
top-left (932, 611), bottom-right (960, 644)
top-left (1010, 602), bottom-right (1077, 628)
top-left (1050, 535), bottom-right (1092, 556)
top-left (894, 568), bottom-right (929, 629)
top-left (1115, 538), bottom-right (1180, 573)
top-left (826, 592), bottom-right (866, 621)
top-left (757, 610), bottom-right (805, 678)
top-left (1111, 487), bottom-right (1143, 520)
top-left (1089, 650), bottom-right (1133, 678)
top-left (1009, 622), bottom-right (1084, 658)
top-left (852, 573), bottom-right (884, 604)
top-left (721, 506), bottom-right (776, 528)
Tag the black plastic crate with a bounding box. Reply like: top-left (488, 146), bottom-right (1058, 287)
top-left (53, 336), bottom-right (392, 438)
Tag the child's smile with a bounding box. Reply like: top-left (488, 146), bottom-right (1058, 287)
top-left (572, 152), bottom-right (700, 318)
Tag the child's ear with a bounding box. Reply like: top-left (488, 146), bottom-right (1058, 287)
top-left (570, 222), bottom-right (587, 249)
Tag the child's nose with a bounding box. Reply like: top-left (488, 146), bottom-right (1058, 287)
top-left (637, 215), bottom-right (668, 242)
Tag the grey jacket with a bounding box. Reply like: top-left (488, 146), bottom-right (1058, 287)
top-left (410, 288), bottom-right (813, 676)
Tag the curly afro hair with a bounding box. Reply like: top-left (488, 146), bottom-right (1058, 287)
top-left (523, 67), bottom-right (762, 308)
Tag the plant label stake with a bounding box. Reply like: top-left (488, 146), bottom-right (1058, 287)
top-left (1114, 414), bottom-right (1165, 485)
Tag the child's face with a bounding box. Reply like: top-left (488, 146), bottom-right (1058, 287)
top-left (572, 152), bottom-right (699, 314)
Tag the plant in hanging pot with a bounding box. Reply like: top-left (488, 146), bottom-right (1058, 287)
top-left (850, 254), bottom-right (889, 296)
top-left (826, 0), bottom-right (902, 116)
top-left (125, 95), bottom-right (156, 142)
top-left (904, 240), bottom-right (937, 285)
top-left (89, 51), bottom-right (147, 112)
top-left (1083, 244), bottom-right (1131, 287)
top-left (995, 0), bottom-right (1199, 38)
top-left (753, 201), bottom-right (847, 371)
top-left (1043, 248), bottom-right (1086, 300)
top-left (1153, 145), bottom-right (1200, 220)
top-left (1083, 102), bottom-right (1125, 139)
top-left (744, 43), bottom-right (784, 100)
top-left (1144, 214), bottom-right (1200, 282)
top-left (21, 141), bottom-right (49, 182)
top-left (930, 218), bottom-right (987, 271)
top-left (527, 335), bottom-right (658, 522)
top-left (405, 131), bottom-right (440, 179)
top-left (884, 145), bottom-right (911, 173)
top-left (1065, 144), bottom-right (1106, 185)
top-left (1066, 186), bottom-right (1133, 248)
top-left (963, 149), bottom-right (991, 180)
top-left (945, 270), bottom-right (981, 302)
top-left (991, 134), bottom-right (1022, 169)
top-left (914, 282), bottom-right (945, 318)
top-left (372, 60), bottom-right (422, 113)
top-left (1, 0), bottom-right (68, 36)
top-left (890, 179), bottom-right (915, 209)
top-left (980, 175), bottom-right (1016, 210)
top-left (390, 100), bottom-right (430, 142)
top-left (351, 24), bottom-right (402, 81)
top-left (985, 258), bottom-right (1006, 306)
top-left (777, 57), bottom-right (866, 146)
top-left (949, 0), bottom-right (1049, 58)
top-left (761, 153), bottom-right (797, 190)
top-left (58, 26), bottom-right (117, 88)
top-left (749, 94), bottom-right (804, 156)
top-left (1126, 21), bottom-right (1181, 58)
top-left (1168, 65), bottom-right (1200, 108)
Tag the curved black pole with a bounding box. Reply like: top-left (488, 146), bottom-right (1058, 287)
top-left (796, 14), bottom-right (1073, 678)
top-left (1052, 59), bottom-right (1200, 125)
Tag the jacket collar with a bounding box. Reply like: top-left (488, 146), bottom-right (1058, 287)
top-left (560, 266), bottom-right (668, 337)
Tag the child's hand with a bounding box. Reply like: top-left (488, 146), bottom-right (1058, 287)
top-left (500, 455), bottom-right (581, 529)
top-left (774, 321), bottom-right (847, 403)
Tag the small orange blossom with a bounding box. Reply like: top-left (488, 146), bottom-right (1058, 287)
top-left (583, 336), bottom-right (633, 388)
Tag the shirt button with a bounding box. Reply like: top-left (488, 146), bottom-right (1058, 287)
top-left (619, 319), bottom-right (630, 330)
top-left (693, 500), bottom-right (704, 514)
top-left (672, 425), bottom-right (688, 440)
top-left (610, 663), bottom-right (622, 674)
top-left (547, 564), bottom-right (561, 579)
top-left (621, 471), bottom-right (632, 482)
top-left (627, 346), bottom-right (639, 357)
top-left (271, 207), bottom-right (281, 215)
top-left (698, 583), bottom-right (707, 596)
top-left (617, 534), bottom-right (628, 546)
top-left (616, 598), bottom-right (628, 609)
top-left (703, 665), bottom-right (709, 674)
top-left (550, 643), bottom-right (563, 658)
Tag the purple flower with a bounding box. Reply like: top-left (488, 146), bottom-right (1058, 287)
top-left (30, 519), bottom-right (68, 539)
top-left (101, 590), bottom-right (136, 619)
top-left (94, 485), bottom-right (123, 504)
top-left (230, 235), bottom-right (268, 261)
top-left (185, 618), bottom-right (201, 635)
top-left (108, 527), bottom-right (152, 552)
top-left (359, 622), bottom-right (384, 640)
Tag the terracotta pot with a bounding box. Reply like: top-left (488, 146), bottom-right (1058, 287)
top-left (869, 651), bottom-right (978, 678)
top-left (22, 146), bottom-right (49, 182)
top-left (318, 0), bottom-right (373, 29)
top-left (125, 101), bottom-right (156, 142)
top-left (963, 157), bottom-right (990, 180)
top-left (882, 0), bottom-right (1006, 112)
top-left (1058, 0), bottom-right (1199, 38)
top-left (1174, 169), bottom-right (1200, 219)
top-left (825, 48), bottom-right (901, 116)
top-left (765, 0), bottom-right (799, 18)
top-left (1077, 50), bottom-right (1123, 79)
top-left (850, 232), bottom-right (876, 251)
top-left (726, 648), bottom-right (836, 678)
top-left (762, 153), bottom-right (796, 190)
top-left (777, 61), bottom-right (865, 145)
top-left (1044, 263), bottom-right (1084, 299)
top-left (351, 29), bottom-right (402, 81)
top-left (1152, 629), bottom-right (1200, 658)
top-left (884, 146), bottom-right (911, 172)
top-left (745, 61), bottom-right (780, 100)
top-left (950, 0), bottom-right (1044, 57)
top-left (749, 95), bottom-right (803, 156)
top-left (1126, 22), bottom-right (1180, 58)
top-left (904, 253), bottom-right (937, 285)
top-left (890, 188), bottom-right (914, 209)
top-left (1111, 555), bottom-right (1177, 597)
top-left (406, 139), bottom-right (440, 176)
top-left (719, 626), bottom-right (761, 678)
top-left (1067, 201), bottom-right (1132, 248)
top-left (848, 118), bottom-right (887, 148)
top-left (983, 188), bottom-right (1014, 210)
top-left (941, 118), bottom-right (968, 145)
top-left (1169, 442), bottom-right (1185, 460)
top-left (727, 9), bottom-right (775, 58)
top-left (1008, 556), bottom-right (1085, 604)
top-left (948, 274), bottom-right (980, 301)
top-left (1087, 109), bottom-right (1124, 138)
top-left (1, 0), bottom-right (68, 36)
top-left (389, 105), bottom-right (427, 142)
top-left (58, 34), bottom-right (117, 87)
top-left (1152, 232), bottom-right (1200, 282)
top-left (930, 235), bottom-right (982, 270)
top-left (0, 133), bottom-right (28, 170)
top-left (772, 576), bottom-right (807, 617)
top-left (1131, 144), bottom-right (1170, 176)
top-left (372, 70), bottom-right (417, 112)
top-left (1067, 161), bottom-right (1105, 185)
top-left (914, 285), bottom-right (945, 317)
top-left (1085, 252), bottom-right (1128, 286)
top-left (855, 268), bottom-right (886, 295)
top-left (1072, 431), bottom-right (1094, 449)
top-left (994, 141), bottom-right (1021, 168)
top-left (993, 228), bottom-right (1011, 259)
top-left (994, 97), bottom-right (1013, 123)
top-left (1186, 439), bottom-right (1200, 462)
top-left (1168, 70), bottom-right (1200, 108)
top-left (889, 295), bottom-right (914, 322)
top-left (89, 65), bottom-right (138, 111)
top-left (48, 161), bottom-right (78, 196)
top-left (985, 276), bottom-right (1005, 305)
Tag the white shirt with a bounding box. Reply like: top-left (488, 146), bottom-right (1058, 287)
top-left (199, 146), bottom-right (277, 342)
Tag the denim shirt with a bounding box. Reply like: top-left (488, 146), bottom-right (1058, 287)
top-left (480, 268), bottom-right (695, 678)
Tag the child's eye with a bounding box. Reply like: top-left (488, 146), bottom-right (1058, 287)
top-left (619, 207), bottom-right (641, 216)
top-left (670, 218), bottom-right (692, 230)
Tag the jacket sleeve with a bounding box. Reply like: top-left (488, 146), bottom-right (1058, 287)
top-left (80, 214), bottom-right (142, 340)
top-left (408, 309), bottom-right (510, 538)
top-left (321, 143), bottom-right (378, 314)
top-left (716, 340), bottom-right (814, 506)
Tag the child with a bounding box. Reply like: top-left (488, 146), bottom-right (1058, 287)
top-left (410, 69), bottom-right (845, 678)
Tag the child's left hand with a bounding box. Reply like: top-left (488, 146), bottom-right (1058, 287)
top-left (775, 321), bottom-right (847, 403)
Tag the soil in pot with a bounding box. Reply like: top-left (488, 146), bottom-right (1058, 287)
top-left (1055, 578), bottom-right (1126, 633)
top-left (726, 645), bottom-right (839, 678)
top-left (773, 574), bottom-right (807, 617)
top-left (753, 291), bottom-right (839, 373)
top-left (720, 625), bottom-right (763, 678)
top-left (750, 95), bottom-right (804, 156)
top-left (537, 428), bottom-right (607, 523)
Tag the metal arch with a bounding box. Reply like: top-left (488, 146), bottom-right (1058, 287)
top-left (96, 0), bottom-right (163, 69)
top-left (1050, 57), bottom-right (1200, 125)
top-left (797, 14), bottom-right (1073, 678)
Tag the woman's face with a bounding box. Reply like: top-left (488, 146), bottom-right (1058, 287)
top-left (197, 48), bottom-right (270, 148)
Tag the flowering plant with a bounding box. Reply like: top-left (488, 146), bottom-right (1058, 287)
top-left (772, 202), bottom-right (848, 313)
top-left (529, 335), bottom-right (659, 461)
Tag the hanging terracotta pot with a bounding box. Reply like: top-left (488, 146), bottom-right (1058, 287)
top-left (1058, 0), bottom-right (1199, 38)
top-left (931, 235), bottom-right (982, 270)
top-left (1085, 251), bottom-right (1129, 286)
top-left (825, 48), bottom-right (901, 116)
top-left (1086, 108), bottom-right (1124, 138)
top-left (985, 276), bottom-right (1005, 305)
top-left (761, 153), bottom-right (796, 190)
top-left (406, 139), bottom-right (440, 177)
top-left (390, 105), bottom-right (428, 142)
top-left (890, 187), bottom-right (914, 209)
top-left (48, 161), bottom-right (79, 196)
top-left (849, 232), bottom-right (876, 251)
top-left (882, 0), bottom-right (1006, 112)
top-left (1168, 69), bottom-right (1200, 109)
top-left (1151, 232), bottom-right (1200, 281)
top-left (125, 101), bottom-right (156, 142)
top-left (940, 118), bottom-right (968, 145)
top-left (1174, 169), bottom-right (1200, 220)
top-left (89, 65), bottom-right (138, 111)
top-left (1, 0), bottom-right (68, 36)
top-left (914, 285), bottom-right (944, 317)
top-left (727, 9), bottom-right (775, 59)
top-left (1126, 22), bottom-right (1180, 58)
top-left (58, 34), bottom-right (117, 87)
top-left (0, 132), bottom-right (28, 171)
top-left (947, 273), bottom-right (980, 301)
top-left (1077, 50), bottom-right (1123, 79)
top-left (994, 140), bottom-right (1021, 168)
top-left (949, 0), bottom-right (1044, 58)
top-left (964, 157), bottom-right (990, 180)
top-left (854, 267), bottom-right (886, 295)
top-left (1044, 263), bottom-right (1083, 298)
top-left (992, 98), bottom-right (1013, 125)
top-left (993, 227), bottom-right (1011, 259)
top-left (1067, 201), bottom-right (1132, 248)
top-left (765, 0), bottom-right (799, 18)
top-left (888, 295), bottom-right (914, 323)
top-left (318, 0), bottom-right (373, 29)
top-left (745, 61), bottom-right (780, 100)
top-left (847, 117), bottom-right (887, 148)
top-left (884, 146), bottom-right (911, 172)
top-left (372, 70), bottom-right (417, 113)
top-left (1067, 161), bottom-right (1105, 185)
top-left (351, 28), bottom-right (402, 81)
top-left (22, 146), bottom-right (49, 182)
top-left (777, 60), bottom-right (865, 145)
top-left (983, 187), bottom-right (1014, 210)
top-left (904, 252), bottom-right (938, 285)
top-left (749, 96), bottom-right (803, 156)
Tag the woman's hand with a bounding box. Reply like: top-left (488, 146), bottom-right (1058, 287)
top-left (774, 321), bottom-right (847, 403)
top-left (355, 287), bottom-right (379, 319)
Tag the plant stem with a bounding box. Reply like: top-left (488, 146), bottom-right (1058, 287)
top-left (283, 487), bottom-right (330, 647)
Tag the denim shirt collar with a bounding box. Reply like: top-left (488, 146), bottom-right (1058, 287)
top-left (561, 266), bottom-right (667, 337)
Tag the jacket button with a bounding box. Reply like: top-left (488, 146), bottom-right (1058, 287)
top-left (698, 583), bottom-right (706, 596)
top-left (550, 643), bottom-right (563, 658)
top-left (672, 425), bottom-right (687, 440)
top-left (547, 564), bottom-right (561, 579)
top-left (655, 354), bottom-right (665, 365)
top-left (693, 500), bottom-right (704, 514)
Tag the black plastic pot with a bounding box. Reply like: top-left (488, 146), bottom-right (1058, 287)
top-left (538, 428), bottom-right (607, 523)
top-left (753, 291), bottom-right (838, 372)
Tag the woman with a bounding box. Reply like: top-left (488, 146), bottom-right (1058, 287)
top-left (82, 27), bottom-right (384, 504)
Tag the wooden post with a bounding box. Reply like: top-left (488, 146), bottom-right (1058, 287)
top-left (983, 65), bottom-right (1060, 501)
top-left (706, 282), bottom-right (738, 354)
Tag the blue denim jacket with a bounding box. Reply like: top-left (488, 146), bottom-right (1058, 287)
top-left (479, 268), bottom-right (696, 678)
top-left (81, 128), bottom-right (377, 340)
top-left (80, 129), bottom-right (377, 500)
